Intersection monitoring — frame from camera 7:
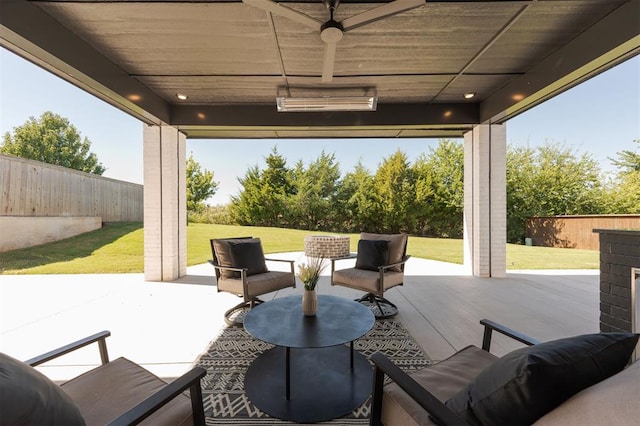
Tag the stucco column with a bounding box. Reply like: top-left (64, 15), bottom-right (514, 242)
top-left (463, 124), bottom-right (507, 277)
top-left (143, 124), bottom-right (187, 281)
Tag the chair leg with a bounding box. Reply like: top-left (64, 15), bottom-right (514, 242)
top-left (355, 293), bottom-right (398, 319)
top-left (224, 298), bottom-right (264, 326)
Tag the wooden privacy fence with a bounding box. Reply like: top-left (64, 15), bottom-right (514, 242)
top-left (0, 154), bottom-right (142, 221)
top-left (526, 215), bottom-right (640, 250)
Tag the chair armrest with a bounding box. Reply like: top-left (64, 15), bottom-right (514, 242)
top-left (107, 366), bottom-right (207, 426)
top-left (370, 352), bottom-right (468, 426)
top-left (264, 257), bottom-right (296, 263)
top-left (480, 319), bottom-right (540, 351)
top-left (331, 253), bottom-right (358, 263)
top-left (210, 263), bottom-right (246, 274)
top-left (379, 255), bottom-right (411, 272)
top-left (265, 258), bottom-right (296, 276)
top-left (264, 258), bottom-right (295, 265)
top-left (26, 331), bottom-right (111, 366)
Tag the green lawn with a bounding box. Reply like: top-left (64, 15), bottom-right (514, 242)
top-left (0, 222), bottom-right (599, 274)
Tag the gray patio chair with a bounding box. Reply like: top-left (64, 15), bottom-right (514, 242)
top-left (330, 232), bottom-right (409, 318)
top-left (0, 331), bottom-right (206, 426)
top-left (209, 237), bottom-right (296, 326)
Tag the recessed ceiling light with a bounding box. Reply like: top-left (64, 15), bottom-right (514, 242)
top-left (463, 92), bottom-right (476, 99)
top-left (176, 93), bottom-right (188, 100)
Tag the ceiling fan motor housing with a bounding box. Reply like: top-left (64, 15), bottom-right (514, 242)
top-left (321, 19), bottom-right (344, 43)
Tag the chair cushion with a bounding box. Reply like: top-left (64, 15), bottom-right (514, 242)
top-left (0, 352), bottom-right (86, 425)
top-left (332, 267), bottom-right (404, 294)
top-left (445, 333), bottom-right (640, 426)
top-left (382, 345), bottom-right (498, 426)
top-left (355, 239), bottom-right (390, 271)
top-left (227, 238), bottom-right (268, 277)
top-left (212, 238), bottom-right (246, 279)
top-left (217, 270), bottom-right (294, 298)
top-left (212, 237), bottom-right (265, 279)
top-left (360, 233), bottom-right (407, 272)
top-left (533, 359), bottom-right (640, 425)
top-left (61, 357), bottom-right (193, 426)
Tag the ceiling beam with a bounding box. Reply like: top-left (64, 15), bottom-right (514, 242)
top-left (170, 102), bottom-right (479, 138)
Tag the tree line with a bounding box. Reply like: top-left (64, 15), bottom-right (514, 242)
top-left (3, 112), bottom-right (638, 244)
top-left (225, 140), bottom-right (639, 243)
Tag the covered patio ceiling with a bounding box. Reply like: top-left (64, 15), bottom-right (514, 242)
top-left (1, 0), bottom-right (638, 139)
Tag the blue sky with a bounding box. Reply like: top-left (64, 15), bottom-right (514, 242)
top-left (1, 48), bottom-right (638, 205)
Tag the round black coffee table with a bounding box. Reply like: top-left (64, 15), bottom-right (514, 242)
top-left (244, 294), bottom-right (375, 423)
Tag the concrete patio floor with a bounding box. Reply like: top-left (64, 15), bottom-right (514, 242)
top-left (0, 253), bottom-right (599, 381)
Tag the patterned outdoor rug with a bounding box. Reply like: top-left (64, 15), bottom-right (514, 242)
top-left (194, 320), bottom-right (432, 425)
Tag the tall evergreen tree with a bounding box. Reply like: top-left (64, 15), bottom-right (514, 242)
top-left (373, 150), bottom-right (416, 233)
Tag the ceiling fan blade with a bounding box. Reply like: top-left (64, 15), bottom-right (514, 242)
top-left (341, 0), bottom-right (425, 32)
top-left (321, 41), bottom-right (338, 83)
top-left (243, 0), bottom-right (322, 31)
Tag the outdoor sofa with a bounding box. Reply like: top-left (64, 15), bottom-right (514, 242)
top-left (370, 319), bottom-right (639, 425)
top-left (0, 331), bottom-right (206, 425)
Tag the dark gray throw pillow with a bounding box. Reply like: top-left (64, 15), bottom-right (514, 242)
top-left (0, 352), bottom-right (86, 425)
top-left (445, 332), bottom-right (639, 426)
top-left (228, 238), bottom-right (268, 277)
top-left (355, 239), bottom-right (390, 271)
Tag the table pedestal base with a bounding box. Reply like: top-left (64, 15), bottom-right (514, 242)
top-left (245, 344), bottom-right (372, 423)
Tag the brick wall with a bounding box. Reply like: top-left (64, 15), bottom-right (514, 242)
top-left (595, 229), bottom-right (640, 332)
top-left (304, 236), bottom-right (350, 259)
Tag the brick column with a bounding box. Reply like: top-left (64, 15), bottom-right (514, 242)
top-left (143, 125), bottom-right (187, 281)
top-left (463, 125), bottom-right (506, 277)
top-left (595, 229), bottom-right (640, 332)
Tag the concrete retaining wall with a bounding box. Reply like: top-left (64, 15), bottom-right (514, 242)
top-left (0, 216), bottom-right (102, 252)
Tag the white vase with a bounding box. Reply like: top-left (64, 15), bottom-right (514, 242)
top-left (302, 289), bottom-right (318, 316)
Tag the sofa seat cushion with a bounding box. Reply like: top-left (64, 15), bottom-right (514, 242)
top-left (332, 267), bottom-right (404, 294)
top-left (382, 345), bottom-right (498, 426)
top-left (0, 352), bottom-right (85, 425)
top-left (61, 357), bottom-right (193, 426)
top-left (534, 359), bottom-right (640, 425)
top-left (217, 270), bottom-right (294, 298)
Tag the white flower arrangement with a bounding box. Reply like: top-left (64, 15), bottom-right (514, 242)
top-left (297, 257), bottom-right (327, 291)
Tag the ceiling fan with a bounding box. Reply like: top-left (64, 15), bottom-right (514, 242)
top-left (243, 0), bottom-right (425, 82)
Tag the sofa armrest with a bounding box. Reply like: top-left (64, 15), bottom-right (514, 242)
top-left (107, 366), bottom-right (207, 426)
top-left (370, 352), bottom-right (468, 426)
top-left (480, 319), bottom-right (540, 351)
top-left (25, 330), bottom-right (111, 366)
